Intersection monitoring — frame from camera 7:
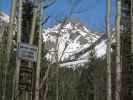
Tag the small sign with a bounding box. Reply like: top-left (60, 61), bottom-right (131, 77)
top-left (17, 43), bottom-right (38, 62)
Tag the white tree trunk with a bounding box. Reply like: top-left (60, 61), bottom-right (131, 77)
top-left (34, 0), bottom-right (43, 100)
top-left (29, 0), bottom-right (38, 44)
top-left (2, 0), bottom-right (17, 100)
top-left (14, 0), bottom-right (22, 100)
top-left (56, 35), bottom-right (59, 100)
top-left (39, 64), bottom-right (51, 89)
top-left (43, 79), bottom-right (48, 100)
top-left (28, 0), bottom-right (38, 99)
top-left (106, 0), bottom-right (112, 100)
top-left (115, 0), bottom-right (121, 100)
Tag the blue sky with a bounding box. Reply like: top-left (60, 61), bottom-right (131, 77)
top-left (0, 0), bottom-right (116, 32)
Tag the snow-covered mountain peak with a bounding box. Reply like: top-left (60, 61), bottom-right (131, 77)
top-left (0, 11), bottom-right (9, 23)
top-left (43, 20), bottom-right (101, 65)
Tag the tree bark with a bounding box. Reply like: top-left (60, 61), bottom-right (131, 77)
top-left (56, 36), bottom-right (59, 100)
top-left (43, 79), bottom-right (48, 100)
top-left (15, 0), bottom-right (22, 100)
top-left (115, 0), bottom-right (121, 100)
top-left (2, 0), bottom-right (17, 100)
top-left (34, 0), bottom-right (43, 100)
top-left (106, 0), bottom-right (112, 100)
top-left (39, 64), bottom-right (51, 90)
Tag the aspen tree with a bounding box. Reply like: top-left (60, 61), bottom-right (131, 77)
top-left (106, 0), bottom-right (112, 100)
top-left (115, 0), bottom-right (121, 100)
top-left (2, 0), bottom-right (17, 100)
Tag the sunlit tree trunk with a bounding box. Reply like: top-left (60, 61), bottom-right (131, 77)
top-left (14, 1), bottom-right (22, 100)
top-left (106, 0), bottom-right (112, 100)
top-left (115, 0), bottom-right (121, 100)
top-left (35, 0), bottom-right (43, 100)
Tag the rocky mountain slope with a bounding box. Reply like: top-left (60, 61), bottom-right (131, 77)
top-left (43, 20), bottom-right (105, 66)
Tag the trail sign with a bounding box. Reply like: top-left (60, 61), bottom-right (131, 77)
top-left (17, 43), bottom-right (38, 62)
top-left (19, 65), bottom-right (33, 92)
